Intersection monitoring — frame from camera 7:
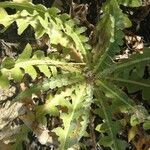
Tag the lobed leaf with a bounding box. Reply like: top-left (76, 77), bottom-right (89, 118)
top-left (51, 83), bottom-right (93, 149)
top-left (0, 44), bottom-right (84, 86)
top-left (95, 80), bottom-right (135, 111)
top-left (0, 2), bottom-right (90, 62)
top-left (99, 48), bottom-right (150, 99)
top-left (13, 72), bottom-right (84, 102)
top-left (94, 90), bottom-right (128, 150)
top-left (93, 0), bottom-right (132, 73)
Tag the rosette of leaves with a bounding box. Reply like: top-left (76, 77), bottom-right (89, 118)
top-left (0, 0), bottom-right (149, 149)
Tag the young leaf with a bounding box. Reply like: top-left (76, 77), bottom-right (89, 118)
top-left (2, 57), bottom-right (15, 69)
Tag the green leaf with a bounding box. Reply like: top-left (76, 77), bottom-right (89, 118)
top-left (18, 44), bottom-right (32, 60)
top-left (99, 136), bottom-right (113, 147)
top-left (0, 74), bottom-right (9, 88)
top-left (24, 65), bottom-right (37, 80)
top-left (47, 7), bottom-right (60, 17)
top-left (35, 88), bottom-right (74, 117)
top-left (99, 48), bottom-right (150, 100)
top-left (103, 77), bottom-right (150, 100)
top-left (128, 126), bottom-right (137, 142)
top-left (11, 67), bottom-right (23, 82)
top-left (100, 48), bottom-right (150, 77)
top-left (2, 57), bottom-right (15, 69)
top-left (93, 0), bottom-right (131, 73)
top-left (0, 42), bottom-right (84, 84)
top-left (95, 89), bottom-right (128, 150)
top-left (143, 120), bottom-right (150, 130)
top-left (53, 84), bottom-right (90, 149)
top-left (38, 65), bottom-right (51, 78)
top-left (0, 1), bottom-right (148, 150)
top-left (95, 80), bottom-right (134, 111)
top-left (0, 8), bottom-right (15, 32)
top-left (0, 1), bottom-right (90, 63)
top-left (0, 2), bottom-right (46, 15)
top-left (53, 85), bottom-right (85, 150)
top-left (130, 115), bottom-right (139, 126)
top-left (64, 21), bottom-right (87, 59)
top-left (130, 105), bottom-right (148, 126)
top-left (118, 0), bottom-right (142, 7)
top-left (16, 10), bottom-right (31, 34)
top-left (13, 72), bottom-right (84, 102)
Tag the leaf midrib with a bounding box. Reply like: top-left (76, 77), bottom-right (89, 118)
top-left (103, 77), bottom-right (150, 88)
top-left (15, 59), bottom-right (86, 67)
top-left (99, 57), bottom-right (150, 76)
top-left (63, 85), bottom-right (85, 149)
top-left (96, 80), bottom-right (134, 108)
